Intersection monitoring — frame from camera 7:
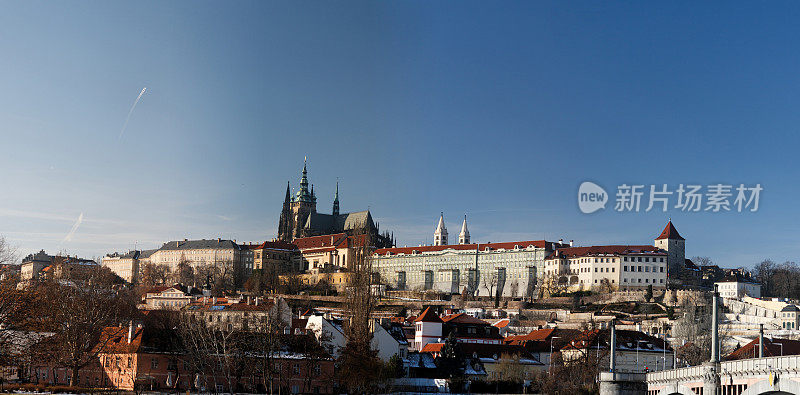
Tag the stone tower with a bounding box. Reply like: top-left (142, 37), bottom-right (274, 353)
top-left (654, 220), bottom-right (685, 284)
top-left (458, 215), bottom-right (470, 245)
top-left (278, 158), bottom-right (318, 241)
top-left (332, 181), bottom-right (340, 216)
top-left (434, 212), bottom-right (448, 246)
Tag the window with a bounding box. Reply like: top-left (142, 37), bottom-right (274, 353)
top-left (638, 266), bottom-right (642, 272)
top-left (624, 266), bottom-right (628, 272)
top-left (151, 358), bottom-right (159, 369)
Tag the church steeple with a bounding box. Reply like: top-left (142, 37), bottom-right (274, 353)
top-left (434, 212), bottom-right (448, 246)
top-left (333, 181), bottom-right (340, 216)
top-left (295, 157), bottom-right (313, 203)
top-left (284, 181), bottom-right (291, 204)
top-left (458, 215), bottom-right (470, 244)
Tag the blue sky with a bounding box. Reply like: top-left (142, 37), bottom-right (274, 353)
top-left (1, 1), bottom-right (798, 267)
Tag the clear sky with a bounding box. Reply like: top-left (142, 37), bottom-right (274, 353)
top-left (1, 1), bottom-right (798, 267)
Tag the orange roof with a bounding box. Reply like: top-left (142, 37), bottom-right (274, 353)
top-left (375, 240), bottom-right (565, 256)
top-left (415, 307), bottom-right (443, 323)
top-left (493, 319), bottom-right (510, 328)
top-left (655, 220), bottom-right (684, 240)
top-left (727, 337), bottom-right (800, 360)
top-left (421, 343), bottom-right (445, 353)
top-left (293, 233), bottom-right (349, 250)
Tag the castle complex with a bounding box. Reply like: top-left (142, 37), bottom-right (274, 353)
top-left (277, 159), bottom-right (394, 248)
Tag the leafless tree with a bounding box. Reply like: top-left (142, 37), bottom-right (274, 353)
top-left (0, 237), bottom-right (17, 265)
top-left (31, 267), bottom-right (137, 386)
top-left (338, 230), bottom-right (384, 394)
top-left (140, 262), bottom-right (171, 287)
top-left (173, 254), bottom-right (194, 285)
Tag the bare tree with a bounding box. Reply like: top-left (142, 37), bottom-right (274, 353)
top-left (338, 230), bottom-right (384, 394)
top-left (32, 267), bottom-right (137, 386)
top-left (0, 237), bottom-right (17, 265)
top-left (140, 262), bottom-right (171, 287)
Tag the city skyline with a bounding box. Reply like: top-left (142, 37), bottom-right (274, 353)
top-left (2, 2), bottom-right (799, 267)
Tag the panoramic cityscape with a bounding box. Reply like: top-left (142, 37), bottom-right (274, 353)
top-left (3, 2), bottom-right (800, 395)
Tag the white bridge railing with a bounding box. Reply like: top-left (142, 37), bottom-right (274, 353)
top-left (646, 355), bottom-right (800, 384)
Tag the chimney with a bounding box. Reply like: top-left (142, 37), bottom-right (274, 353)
top-left (570, 240), bottom-right (574, 247)
top-left (558, 239), bottom-right (563, 245)
top-left (255, 297), bottom-right (259, 306)
top-left (212, 297), bottom-right (217, 304)
top-left (218, 238), bottom-right (221, 242)
top-left (247, 296), bottom-right (252, 305)
top-left (127, 321), bottom-right (135, 343)
top-left (175, 241), bottom-right (180, 247)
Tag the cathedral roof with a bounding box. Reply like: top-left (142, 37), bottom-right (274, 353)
top-left (655, 220), bottom-right (684, 241)
top-left (435, 213), bottom-right (447, 234)
top-left (303, 211), bottom-right (374, 234)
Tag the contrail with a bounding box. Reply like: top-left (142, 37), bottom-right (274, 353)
top-left (59, 212), bottom-right (84, 246)
top-left (118, 87), bottom-right (147, 140)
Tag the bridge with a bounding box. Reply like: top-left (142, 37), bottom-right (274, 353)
top-left (601, 288), bottom-right (800, 395)
top-left (646, 355), bottom-right (800, 395)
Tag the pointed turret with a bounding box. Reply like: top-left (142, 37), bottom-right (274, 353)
top-left (333, 181), bottom-right (340, 216)
top-left (434, 212), bottom-right (448, 246)
top-left (458, 215), bottom-right (470, 245)
top-left (656, 220), bottom-right (684, 240)
top-left (295, 158), bottom-right (313, 203)
top-left (284, 181), bottom-right (291, 204)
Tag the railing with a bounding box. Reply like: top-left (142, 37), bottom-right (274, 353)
top-left (721, 355), bottom-right (800, 373)
top-left (647, 365), bottom-right (705, 382)
top-left (646, 355), bottom-right (800, 384)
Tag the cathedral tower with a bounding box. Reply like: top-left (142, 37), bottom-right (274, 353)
top-left (458, 215), bottom-right (470, 245)
top-left (434, 213), bottom-right (448, 246)
top-left (332, 181), bottom-right (340, 216)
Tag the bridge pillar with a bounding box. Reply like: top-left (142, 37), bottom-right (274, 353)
top-left (701, 362), bottom-right (720, 395)
top-left (599, 372), bottom-right (647, 395)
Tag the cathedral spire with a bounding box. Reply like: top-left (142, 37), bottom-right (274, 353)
top-left (434, 212), bottom-right (448, 246)
top-left (458, 215), bottom-right (470, 244)
top-left (295, 158), bottom-right (313, 203)
top-left (333, 181), bottom-right (340, 216)
top-left (284, 181), bottom-right (291, 203)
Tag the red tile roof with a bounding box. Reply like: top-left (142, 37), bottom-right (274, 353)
top-left (548, 245), bottom-right (664, 259)
top-left (726, 337), bottom-right (800, 360)
top-left (655, 220), bottom-right (684, 240)
top-left (375, 240), bottom-right (565, 256)
top-left (493, 319), bottom-right (510, 328)
top-left (415, 307), bottom-right (443, 323)
top-left (421, 343), bottom-right (444, 353)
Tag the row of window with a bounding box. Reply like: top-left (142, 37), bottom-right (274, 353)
top-left (623, 265), bottom-right (664, 273)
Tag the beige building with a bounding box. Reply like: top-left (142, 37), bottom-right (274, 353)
top-left (544, 245), bottom-right (667, 292)
top-left (102, 249), bottom-right (156, 284)
top-left (239, 240), bottom-right (298, 274)
top-left (182, 295), bottom-right (291, 331)
top-left (20, 250), bottom-right (96, 282)
top-left (141, 285), bottom-right (201, 310)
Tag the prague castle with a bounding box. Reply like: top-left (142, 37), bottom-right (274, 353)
top-left (277, 159), bottom-right (394, 248)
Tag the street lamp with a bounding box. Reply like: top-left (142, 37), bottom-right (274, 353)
top-left (549, 336), bottom-right (561, 375)
top-left (636, 340), bottom-right (647, 372)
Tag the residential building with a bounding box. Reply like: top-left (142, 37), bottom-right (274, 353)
top-left (715, 279), bottom-right (762, 299)
top-left (780, 305), bottom-right (800, 330)
top-left (543, 245), bottom-right (667, 292)
top-left (102, 249), bottom-right (156, 284)
top-left (412, 307), bottom-right (503, 351)
top-left (20, 250), bottom-right (96, 282)
top-left (141, 285), bottom-right (201, 310)
top-left (182, 296), bottom-right (292, 331)
top-left (503, 328), bottom-right (581, 368)
top-left (559, 329), bottom-right (674, 372)
top-left (421, 342), bottom-right (545, 380)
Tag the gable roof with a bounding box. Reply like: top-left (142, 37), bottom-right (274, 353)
top-left (441, 313), bottom-right (490, 325)
top-left (415, 307), bottom-right (443, 323)
top-left (726, 337), bottom-right (800, 360)
top-left (656, 221), bottom-right (684, 241)
top-left (159, 239), bottom-right (240, 251)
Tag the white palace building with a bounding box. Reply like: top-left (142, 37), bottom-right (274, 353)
top-left (370, 216), bottom-right (686, 297)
